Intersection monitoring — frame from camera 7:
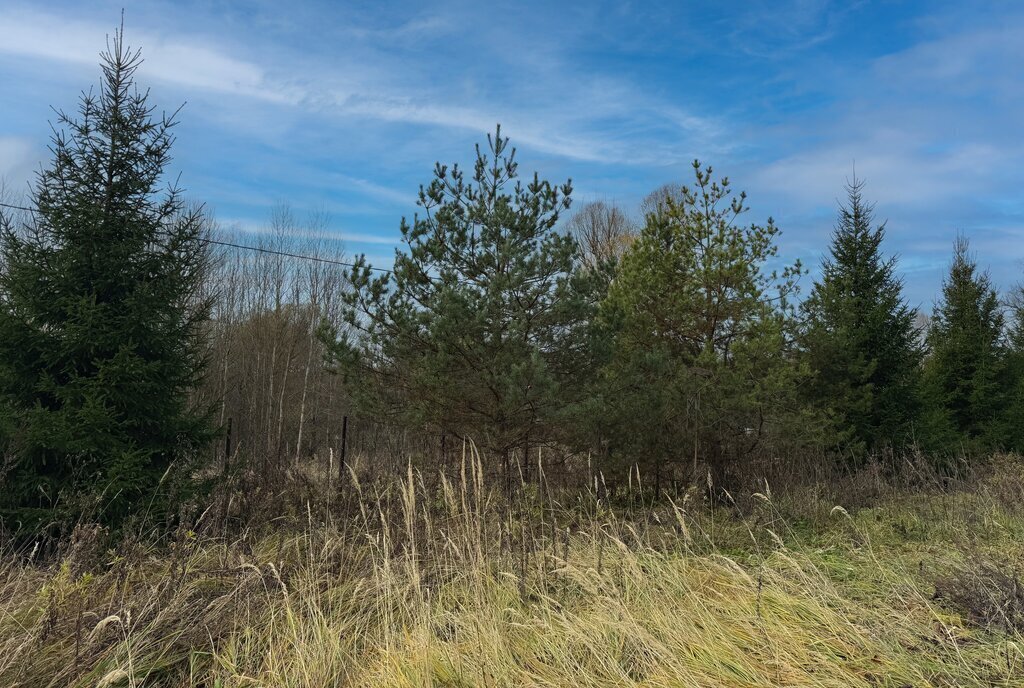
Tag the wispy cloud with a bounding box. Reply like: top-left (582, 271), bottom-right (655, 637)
top-left (2, 0), bottom-right (1022, 304)
top-left (328, 174), bottom-right (413, 207)
top-left (0, 5), bottom-right (719, 166)
top-left (0, 8), bottom-right (295, 104)
top-left (873, 19), bottom-right (1024, 92)
top-left (224, 218), bottom-right (399, 246)
top-left (753, 138), bottom-right (1010, 209)
top-left (0, 136), bottom-right (37, 190)
top-left (723, 0), bottom-right (849, 57)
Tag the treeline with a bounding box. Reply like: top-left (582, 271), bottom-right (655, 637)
top-left (1, 34), bottom-right (1022, 535)
top-left (329, 133), bottom-right (1024, 496)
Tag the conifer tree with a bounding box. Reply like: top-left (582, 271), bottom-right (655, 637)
top-left (1001, 286), bottom-right (1024, 451)
top-left (0, 29), bottom-right (214, 532)
top-left (920, 236), bottom-right (1006, 454)
top-left (596, 162), bottom-right (820, 492)
top-left (325, 127), bottom-right (592, 484)
top-left (800, 178), bottom-right (922, 456)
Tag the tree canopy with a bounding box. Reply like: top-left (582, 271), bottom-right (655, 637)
top-left (591, 161), bottom-right (820, 492)
top-left (920, 236), bottom-right (1007, 455)
top-left (0, 30), bottom-right (214, 533)
top-left (326, 127), bottom-right (595, 484)
top-left (800, 178), bottom-right (922, 457)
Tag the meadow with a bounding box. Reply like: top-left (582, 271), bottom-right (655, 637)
top-left (3, 10), bottom-right (1024, 688)
top-left (3, 449), bottom-right (1024, 687)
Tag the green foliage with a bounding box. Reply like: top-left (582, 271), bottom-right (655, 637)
top-left (1002, 287), bottom-right (1024, 451)
top-left (0, 32), bottom-right (215, 533)
top-left (920, 236), bottom-right (1007, 455)
top-left (800, 178), bottom-right (923, 457)
top-left (592, 161), bottom-right (821, 490)
top-left (325, 127), bottom-right (595, 473)
top-left (5, 26), bottom-right (1020, 525)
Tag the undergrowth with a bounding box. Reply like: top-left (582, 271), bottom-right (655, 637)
top-left (2, 452), bottom-right (1024, 687)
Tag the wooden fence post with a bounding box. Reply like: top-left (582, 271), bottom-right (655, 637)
top-left (338, 415), bottom-right (348, 492)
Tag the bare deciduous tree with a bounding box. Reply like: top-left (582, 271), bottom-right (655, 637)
top-left (567, 201), bottom-right (635, 270)
top-left (640, 183), bottom-right (685, 219)
top-left (202, 206), bottom-right (352, 488)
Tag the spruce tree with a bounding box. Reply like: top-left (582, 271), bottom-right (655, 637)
top-left (1001, 286), bottom-right (1024, 451)
top-left (0, 29), bottom-right (214, 532)
top-left (325, 127), bottom-right (591, 484)
top-left (800, 178), bottom-right (922, 456)
top-left (920, 236), bottom-right (1006, 455)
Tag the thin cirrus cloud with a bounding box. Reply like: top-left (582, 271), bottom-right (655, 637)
top-left (1, 1), bottom-right (1023, 307)
top-left (0, 6), bottom-right (717, 166)
top-left (0, 136), bottom-right (36, 189)
top-left (0, 9), bottom-right (297, 104)
top-left (753, 139), bottom-right (1010, 210)
top-left (225, 219), bottom-right (398, 247)
top-left (734, 5), bottom-right (1024, 303)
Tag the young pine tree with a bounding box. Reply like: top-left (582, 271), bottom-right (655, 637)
top-left (800, 178), bottom-right (922, 457)
top-left (920, 236), bottom-right (1006, 456)
top-left (596, 162), bottom-right (820, 493)
top-left (0, 30), bottom-right (214, 533)
top-left (325, 127), bottom-right (593, 485)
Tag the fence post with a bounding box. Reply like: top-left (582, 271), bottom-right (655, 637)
top-left (224, 417), bottom-right (233, 470)
top-left (338, 415), bottom-right (348, 492)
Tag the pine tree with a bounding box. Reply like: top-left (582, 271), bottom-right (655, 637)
top-left (325, 127), bottom-right (592, 485)
top-left (920, 236), bottom-right (1006, 455)
top-left (0, 29), bottom-right (214, 532)
top-left (800, 178), bottom-right (922, 457)
top-left (597, 161), bottom-right (821, 492)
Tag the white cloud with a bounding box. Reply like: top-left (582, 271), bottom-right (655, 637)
top-left (873, 20), bottom-right (1024, 92)
top-left (0, 6), bottom-right (719, 166)
top-left (750, 10), bottom-right (1024, 214)
top-left (329, 174), bottom-right (413, 207)
top-left (723, 0), bottom-right (853, 57)
top-left (223, 217), bottom-right (398, 246)
top-left (753, 138), bottom-right (1009, 208)
top-left (0, 9), bottom-right (292, 103)
top-left (0, 136), bottom-right (37, 189)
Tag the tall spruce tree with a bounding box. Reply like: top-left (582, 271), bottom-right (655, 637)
top-left (920, 236), bottom-right (1006, 455)
top-left (325, 127), bottom-right (592, 485)
top-left (800, 178), bottom-right (922, 456)
top-left (0, 29), bottom-right (214, 532)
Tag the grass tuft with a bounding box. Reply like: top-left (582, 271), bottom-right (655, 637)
top-left (3, 456), bottom-right (1024, 686)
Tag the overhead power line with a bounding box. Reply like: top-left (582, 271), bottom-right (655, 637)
top-left (0, 200), bottom-right (394, 275)
top-left (202, 237), bottom-right (393, 273)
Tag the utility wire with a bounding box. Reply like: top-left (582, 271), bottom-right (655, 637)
top-left (0, 201), bottom-right (35, 214)
top-left (0, 200), bottom-right (395, 275)
top-left (202, 237), bottom-right (393, 273)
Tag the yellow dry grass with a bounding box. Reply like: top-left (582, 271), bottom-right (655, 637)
top-left (2, 454), bottom-right (1024, 687)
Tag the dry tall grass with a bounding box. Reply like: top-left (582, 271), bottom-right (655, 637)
top-left (3, 450), bottom-right (1024, 687)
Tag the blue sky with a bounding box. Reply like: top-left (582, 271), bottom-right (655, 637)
top-left (0, 0), bottom-right (1022, 307)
